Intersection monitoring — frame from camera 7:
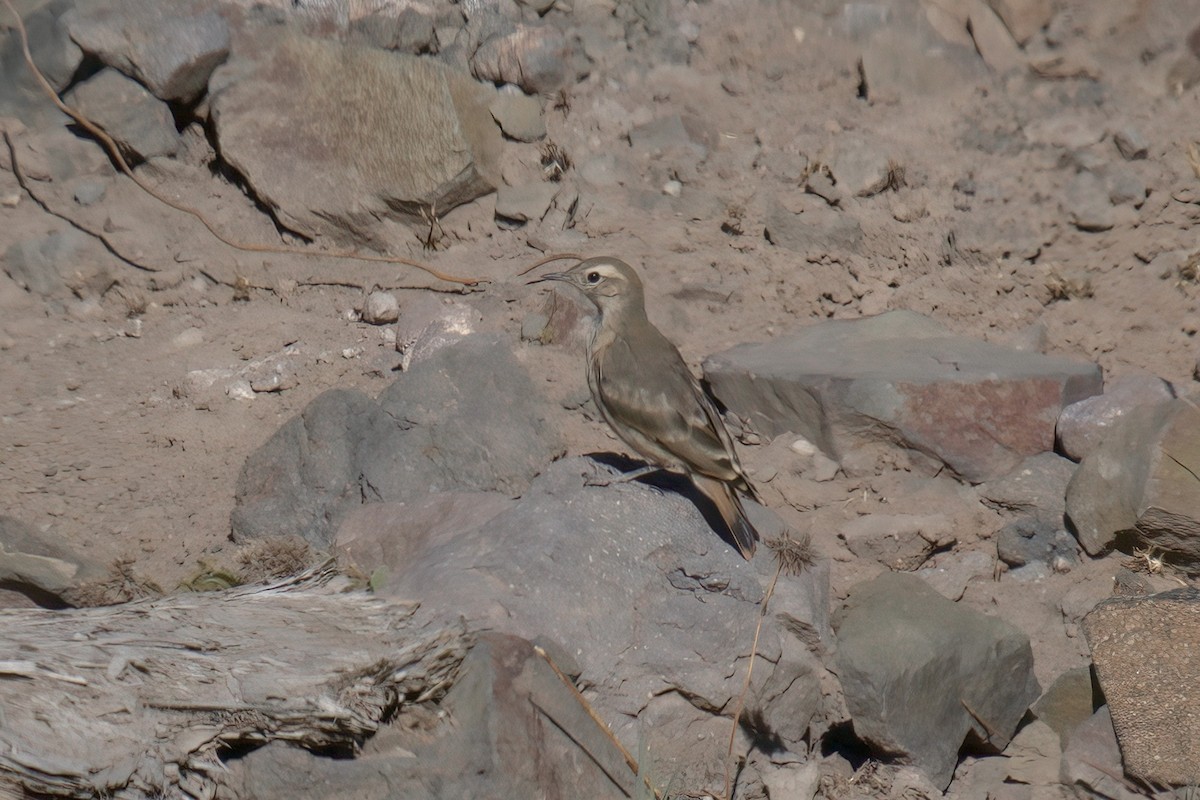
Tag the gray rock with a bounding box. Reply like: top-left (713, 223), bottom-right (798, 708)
top-left (859, 27), bottom-right (986, 104)
top-left (915, 549), bottom-right (994, 601)
top-left (704, 311), bottom-right (1102, 483)
top-left (0, 515), bottom-right (107, 607)
top-left (489, 91), bottom-right (545, 141)
top-left (838, 513), bottom-right (956, 572)
top-left (394, 296), bottom-right (483, 371)
top-left (995, 517), bottom-right (1077, 569)
top-left (765, 194), bottom-right (864, 255)
top-left (210, 27), bottom-right (500, 247)
top-left (968, 1), bottom-right (1023, 72)
top-left (979, 452), bottom-right (1077, 524)
top-left (232, 335), bottom-right (563, 547)
top-left (834, 572), bottom-right (1040, 789)
top-left (1104, 162), bottom-right (1147, 207)
top-left (471, 23), bottom-right (575, 94)
top-left (1060, 706), bottom-right (1145, 800)
top-left (1030, 666), bottom-right (1098, 749)
top-left (3, 228), bottom-right (113, 300)
top-left (1111, 124), bottom-right (1149, 160)
top-left (1056, 373), bottom-right (1175, 461)
top-left (1065, 398), bottom-right (1200, 560)
top-left (63, 68), bottom-right (180, 160)
top-left (494, 182), bottom-right (557, 223)
top-left (830, 138), bottom-right (897, 198)
top-left (1066, 170), bottom-right (1115, 233)
top-left (0, 0), bottom-right (81, 127)
top-left (987, 0), bottom-right (1054, 44)
top-left (349, 7), bottom-right (437, 54)
top-left (1083, 589), bottom-right (1200, 786)
top-left (225, 634), bottom-right (631, 800)
top-left (377, 456), bottom-right (827, 752)
top-left (361, 291), bottom-right (400, 325)
top-left (63, 0), bottom-right (230, 102)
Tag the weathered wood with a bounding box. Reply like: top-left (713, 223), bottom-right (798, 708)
top-left (0, 561), bottom-right (470, 799)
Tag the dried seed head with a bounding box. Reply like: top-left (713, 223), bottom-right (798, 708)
top-left (767, 530), bottom-right (816, 576)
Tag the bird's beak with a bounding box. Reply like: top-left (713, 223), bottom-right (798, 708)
top-left (526, 271), bottom-right (572, 286)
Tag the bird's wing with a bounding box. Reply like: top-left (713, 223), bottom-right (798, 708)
top-left (594, 327), bottom-right (747, 486)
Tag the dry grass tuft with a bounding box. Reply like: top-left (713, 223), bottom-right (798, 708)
top-left (236, 536), bottom-right (314, 583)
top-left (767, 530), bottom-right (816, 576)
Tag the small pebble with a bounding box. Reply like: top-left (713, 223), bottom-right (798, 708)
top-left (362, 291), bottom-right (400, 325)
top-left (663, 180), bottom-right (683, 198)
top-left (226, 379), bottom-right (255, 400)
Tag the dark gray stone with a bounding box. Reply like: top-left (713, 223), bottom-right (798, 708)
top-left (1060, 706), bottom-right (1146, 800)
top-left (834, 572), bottom-right (1041, 789)
top-left (1111, 124), bottom-right (1149, 160)
top-left (1030, 666), bottom-right (1098, 749)
top-left (375, 456), bottom-right (828, 752)
top-left (704, 311), bottom-right (1102, 483)
top-left (63, 0), bottom-right (230, 102)
top-left (1056, 373), bottom-right (1176, 461)
top-left (995, 516), bottom-right (1077, 568)
top-left (232, 335), bottom-right (563, 547)
top-left (349, 7), bottom-right (437, 54)
top-left (3, 228), bottom-right (112, 300)
top-left (1083, 589), bottom-right (1200, 786)
top-left (1066, 170), bottom-right (1115, 233)
top-left (859, 27), bottom-right (986, 104)
top-left (210, 27), bottom-right (500, 247)
top-left (0, 0), bottom-right (80, 127)
top-left (63, 68), bottom-right (180, 160)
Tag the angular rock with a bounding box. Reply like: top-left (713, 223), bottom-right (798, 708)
top-left (838, 513), bottom-right (956, 571)
top-left (830, 138), bottom-right (897, 197)
top-left (1002, 719), bottom-right (1062, 787)
top-left (0, 515), bottom-right (108, 607)
top-left (224, 633), bottom-right (633, 799)
top-left (833, 572), bottom-right (1040, 789)
top-left (378, 456), bottom-right (826, 753)
top-left (859, 27), bottom-right (986, 104)
top-left (1060, 707), bottom-right (1145, 800)
top-left (63, 68), bottom-right (180, 160)
top-left (915, 549), bottom-right (994, 600)
top-left (765, 194), bottom-right (864, 255)
top-left (210, 28), bottom-right (500, 246)
top-left (489, 91), bottom-right (545, 141)
top-left (979, 452), bottom-right (1076, 524)
top-left (0, 0), bottom-right (81, 127)
top-left (63, 0), bottom-right (230, 102)
top-left (471, 23), bottom-right (575, 94)
top-left (704, 311), bottom-right (1102, 483)
top-left (232, 335), bottom-right (563, 547)
top-left (1030, 666), bottom-right (1099, 748)
top-left (986, 0), bottom-right (1054, 45)
top-left (349, 7), bottom-right (438, 54)
top-left (3, 227), bottom-right (114, 300)
top-left (494, 181), bottom-right (557, 223)
top-left (1111, 124), bottom-right (1149, 160)
top-left (1056, 372), bottom-right (1175, 461)
top-left (1083, 589), bottom-right (1200, 786)
top-left (1065, 398), bottom-right (1200, 560)
top-left (968, 0), bottom-right (1024, 73)
top-left (394, 296), bottom-right (483, 371)
top-left (361, 291), bottom-right (399, 325)
top-left (1066, 170), bottom-right (1115, 232)
top-left (995, 516), bottom-right (1076, 569)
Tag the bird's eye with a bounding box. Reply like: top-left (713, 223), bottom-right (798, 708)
top-left (585, 271), bottom-right (602, 284)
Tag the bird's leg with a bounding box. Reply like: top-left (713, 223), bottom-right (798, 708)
top-left (585, 464), bottom-right (663, 488)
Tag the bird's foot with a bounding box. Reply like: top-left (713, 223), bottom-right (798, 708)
top-left (584, 464), bottom-right (663, 488)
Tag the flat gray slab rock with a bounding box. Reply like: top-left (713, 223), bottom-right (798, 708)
top-left (1056, 372), bottom-right (1176, 461)
top-left (1066, 398), bottom-right (1200, 561)
top-left (210, 26), bottom-right (500, 246)
top-left (1083, 588), bottom-right (1200, 786)
top-left (63, 68), bottom-right (180, 160)
top-left (366, 456), bottom-right (830, 756)
top-left (704, 310), bottom-right (1102, 483)
top-left (833, 571), bottom-right (1041, 789)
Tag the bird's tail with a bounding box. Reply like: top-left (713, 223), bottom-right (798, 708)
top-left (693, 474), bottom-right (759, 559)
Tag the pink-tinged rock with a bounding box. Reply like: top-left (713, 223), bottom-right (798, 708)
top-left (703, 311), bottom-right (1102, 483)
top-left (1056, 372), bottom-right (1176, 461)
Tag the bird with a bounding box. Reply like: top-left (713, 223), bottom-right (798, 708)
top-left (530, 256), bottom-right (759, 559)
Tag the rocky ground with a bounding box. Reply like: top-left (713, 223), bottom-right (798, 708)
top-left (2, 0), bottom-right (1200, 797)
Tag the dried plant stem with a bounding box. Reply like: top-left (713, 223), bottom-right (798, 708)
top-left (0, 0), bottom-right (483, 287)
top-left (723, 559), bottom-right (782, 800)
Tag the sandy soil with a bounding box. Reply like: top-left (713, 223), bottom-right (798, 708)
top-left (1, 0), bottom-right (1198, 775)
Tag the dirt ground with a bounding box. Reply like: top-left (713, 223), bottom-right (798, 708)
top-left (1, 0), bottom-right (1199, 774)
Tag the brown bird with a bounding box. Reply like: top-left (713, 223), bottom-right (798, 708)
top-left (531, 256), bottom-right (759, 558)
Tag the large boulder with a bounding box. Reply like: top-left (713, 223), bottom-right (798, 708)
top-left (833, 572), bottom-right (1041, 789)
top-left (704, 310), bottom-right (1102, 483)
top-left (210, 26), bottom-right (501, 246)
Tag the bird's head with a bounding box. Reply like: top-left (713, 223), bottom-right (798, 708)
top-left (528, 257), bottom-right (646, 316)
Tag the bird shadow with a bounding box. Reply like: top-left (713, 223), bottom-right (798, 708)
top-left (584, 452), bottom-right (744, 555)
